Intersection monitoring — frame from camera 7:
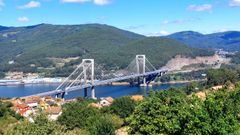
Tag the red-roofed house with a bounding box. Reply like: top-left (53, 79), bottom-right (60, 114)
top-left (16, 103), bottom-right (30, 116)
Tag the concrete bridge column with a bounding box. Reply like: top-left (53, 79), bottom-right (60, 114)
top-left (82, 59), bottom-right (95, 99)
top-left (143, 77), bottom-right (147, 86)
top-left (91, 86), bottom-right (96, 99)
top-left (61, 92), bottom-right (65, 99)
top-left (136, 55), bottom-right (147, 87)
top-left (84, 88), bottom-right (88, 97)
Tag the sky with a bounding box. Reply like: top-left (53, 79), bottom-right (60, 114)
top-left (0, 0), bottom-right (240, 36)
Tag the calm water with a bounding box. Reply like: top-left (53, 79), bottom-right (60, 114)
top-left (0, 83), bottom-right (186, 99)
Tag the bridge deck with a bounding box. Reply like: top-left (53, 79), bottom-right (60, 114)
top-left (24, 69), bottom-right (167, 97)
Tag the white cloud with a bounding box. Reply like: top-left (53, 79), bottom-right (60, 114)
top-left (229, 0), bottom-right (240, 7)
top-left (17, 17), bottom-right (30, 22)
top-left (94, 0), bottom-right (110, 5)
top-left (162, 20), bottom-right (169, 24)
top-left (61, 0), bottom-right (91, 3)
top-left (18, 1), bottom-right (41, 9)
top-left (145, 31), bottom-right (170, 37)
top-left (61, 0), bottom-right (110, 5)
top-left (187, 4), bottom-right (212, 12)
top-left (213, 29), bottom-right (228, 33)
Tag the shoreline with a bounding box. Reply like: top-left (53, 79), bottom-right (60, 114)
top-left (153, 79), bottom-right (205, 85)
top-left (111, 79), bottom-right (205, 86)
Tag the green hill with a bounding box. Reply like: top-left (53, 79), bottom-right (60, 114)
top-left (0, 24), bottom-right (213, 77)
top-left (167, 31), bottom-right (240, 51)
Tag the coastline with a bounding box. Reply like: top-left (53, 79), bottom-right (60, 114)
top-left (153, 79), bottom-right (205, 85)
top-left (111, 79), bottom-right (205, 86)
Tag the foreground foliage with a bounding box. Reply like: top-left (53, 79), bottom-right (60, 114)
top-left (57, 100), bottom-right (123, 135)
top-left (0, 101), bottom-right (22, 134)
top-left (5, 114), bottom-right (63, 135)
top-left (108, 96), bottom-right (136, 118)
top-left (128, 86), bottom-right (240, 135)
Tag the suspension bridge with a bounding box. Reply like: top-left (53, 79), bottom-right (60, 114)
top-left (27, 55), bottom-right (168, 99)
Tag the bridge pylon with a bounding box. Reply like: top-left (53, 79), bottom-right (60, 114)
top-left (82, 59), bottom-right (96, 99)
top-left (136, 55), bottom-right (147, 86)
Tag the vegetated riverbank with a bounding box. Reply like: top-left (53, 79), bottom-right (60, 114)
top-left (156, 79), bottom-right (206, 85)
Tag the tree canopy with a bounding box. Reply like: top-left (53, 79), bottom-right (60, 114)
top-left (127, 87), bottom-right (240, 135)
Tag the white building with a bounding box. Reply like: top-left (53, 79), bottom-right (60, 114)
top-left (100, 97), bottom-right (114, 107)
top-left (46, 106), bottom-right (62, 121)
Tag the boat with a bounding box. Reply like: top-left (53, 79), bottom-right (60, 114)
top-left (0, 82), bottom-right (7, 86)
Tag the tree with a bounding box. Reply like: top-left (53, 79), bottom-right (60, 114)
top-left (5, 113), bottom-right (63, 135)
top-left (0, 101), bottom-right (22, 119)
top-left (57, 101), bottom-right (100, 130)
top-left (0, 71), bottom-right (5, 79)
top-left (127, 88), bottom-right (240, 135)
top-left (204, 91), bottom-right (239, 134)
top-left (89, 115), bottom-right (115, 135)
top-left (109, 96), bottom-right (136, 118)
top-left (181, 96), bottom-right (212, 135)
top-left (207, 69), bottom-right (239, 86)
top-left (128, 89), bottom-right (188, 134)
top-left (185, 82), bottom-right (199, 95)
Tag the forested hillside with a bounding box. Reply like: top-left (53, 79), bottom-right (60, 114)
top-left (0, 24), bottom-right (213, 76)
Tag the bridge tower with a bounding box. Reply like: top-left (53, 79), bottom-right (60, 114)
top-left (136, 55), bottom-right (147, 86)
top-left (82, 59), bottom-right (96, 99)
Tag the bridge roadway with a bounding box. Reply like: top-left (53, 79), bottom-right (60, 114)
top-left (25, 69), bottom-right (167, 97)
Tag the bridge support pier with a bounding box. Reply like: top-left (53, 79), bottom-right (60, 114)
top-left (61, 92), bottom-right (65, 99)
top-left (91, 86), bottom-right (96, 99)
top-left (142, 77), bottom-right (147, 87)
top-left (84, 88), bottom-right (88, 98)
top-left (55, 92), bottom-right (65, 99)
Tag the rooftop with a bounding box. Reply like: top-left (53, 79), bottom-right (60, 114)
top-left (46, 106), bottom-right (61, 115)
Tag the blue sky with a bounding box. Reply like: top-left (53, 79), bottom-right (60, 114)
top-left (0, 0), bottom-right (240, 36)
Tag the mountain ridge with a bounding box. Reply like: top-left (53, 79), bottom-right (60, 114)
top-left (0, 23), bottom-right (213, 76)
top-left (166, 30), bottom-right (240, 51)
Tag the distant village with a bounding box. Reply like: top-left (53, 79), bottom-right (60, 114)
top-left (0, 72), bottom-right (63, 86)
